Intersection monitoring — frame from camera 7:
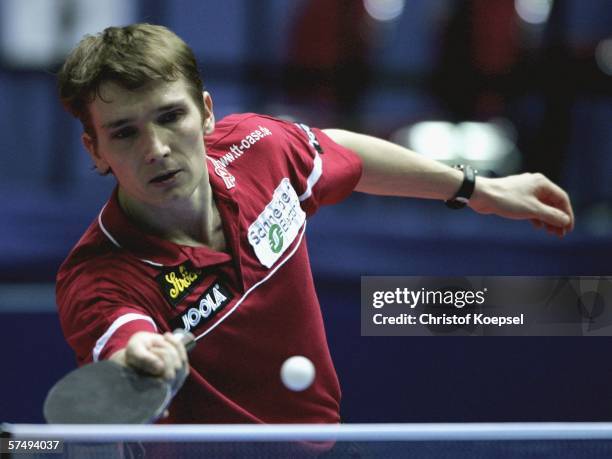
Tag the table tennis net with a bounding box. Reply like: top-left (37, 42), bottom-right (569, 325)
top-left (3, 423), bottom-right (612, 459)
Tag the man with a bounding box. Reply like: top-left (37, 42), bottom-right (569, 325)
top-left (56, 24), bottom-right (574, 424)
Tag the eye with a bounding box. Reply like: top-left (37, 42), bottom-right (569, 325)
top-left (111, 127), bottom-right (136, 139)
top-left (158, 110), bottom-right (184, 124)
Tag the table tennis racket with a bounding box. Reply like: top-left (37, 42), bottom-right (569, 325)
top-left (43, 331), bottom-right (195, 424)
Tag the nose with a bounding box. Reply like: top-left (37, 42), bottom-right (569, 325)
top-left (142, 125), bottom-right (170, 164)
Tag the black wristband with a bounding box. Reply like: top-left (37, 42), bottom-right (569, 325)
top-left (445, 165), bottom-right (477, 209)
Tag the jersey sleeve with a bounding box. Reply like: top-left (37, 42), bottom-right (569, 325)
top-left (56, 261), bottom-right (158, 365)
top-left (281, 120), bottom-right (363, 216)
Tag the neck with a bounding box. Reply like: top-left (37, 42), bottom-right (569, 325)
top-left (118, 185), bottom-right (225, 250)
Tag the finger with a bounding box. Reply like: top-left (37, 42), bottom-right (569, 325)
top-left (551, 188), bottom-right (575, 231)
top-left (545, 223), bottom-right (564, 238)
top-left (166, 332), bottom-right (193, 395)
top-left (153, 335), bottom-right (185, 380)
top-left (164, 332), bottom-right (188, 367)
top-left (149, 345), bottom-right (177, 381)
top-left (564, 196), bottom-right (575, 231)
top-left (162, 333), bottom-right (186, 372)
top-left (534, 202), bottom-right (571, 229)
top-left (150, 342), bottom-right (189, 396)
top-left (543, 193), bottom-right (574, 231)
top-left (125, 335), bottom-right (165, 376)
top-left (536, 181), bottom-right (575, 231)
top-left (129, 355), bottom-right (164, 376)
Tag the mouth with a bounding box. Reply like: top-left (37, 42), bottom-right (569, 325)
top-left (149, 169), bottom-right (181, 184)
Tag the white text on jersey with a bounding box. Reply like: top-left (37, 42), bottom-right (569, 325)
top-left (218, 125), bottom-right (272, 167)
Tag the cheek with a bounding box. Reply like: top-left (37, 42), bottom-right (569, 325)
top-left (97, 145), bottom-right (138, 178)
top-left (105, 153), bottom-right (127, 171)
top-left (180, 123), bottom-right (206, 154)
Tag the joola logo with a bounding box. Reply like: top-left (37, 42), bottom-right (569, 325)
top-left (170, 281), bottom-right (234, 333)
top-left (156, 263), bottom-right (203, 307)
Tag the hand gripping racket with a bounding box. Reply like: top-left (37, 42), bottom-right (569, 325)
top-left (43, 331), bottom-right (195, 424)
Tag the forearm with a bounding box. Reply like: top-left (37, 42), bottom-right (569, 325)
top-left (323, 129), bottom-right (463, 200)
top-left (323, 128), bottom-right (574, 236)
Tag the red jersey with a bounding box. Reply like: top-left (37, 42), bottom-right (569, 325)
top-left (56, 113), bottom-right (362, 424)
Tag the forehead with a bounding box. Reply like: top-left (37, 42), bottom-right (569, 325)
top-left (89, 78), bottom-right (194, 127)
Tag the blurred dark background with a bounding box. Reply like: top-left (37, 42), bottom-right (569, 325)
top-left (1, 0), bottom-right (611, 423)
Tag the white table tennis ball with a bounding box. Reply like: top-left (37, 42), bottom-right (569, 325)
top-left (280, 356), bottom-right (315, 391)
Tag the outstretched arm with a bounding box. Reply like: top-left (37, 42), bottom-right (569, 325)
top-left (323, 129), bottom-right (574, 237)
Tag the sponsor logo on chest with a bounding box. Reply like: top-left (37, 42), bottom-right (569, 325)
top-left (248, 178), bottom-right (306, 268)
top-left (170, 280), bottom-right (234, 333)
top-left (156, 263), bottom-right (204, 307)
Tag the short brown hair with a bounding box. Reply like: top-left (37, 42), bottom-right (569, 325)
top-left (58, 23), bottom-right (205, 138)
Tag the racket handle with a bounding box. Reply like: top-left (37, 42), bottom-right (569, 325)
top-left (172, 329), bottom-right (196, 352)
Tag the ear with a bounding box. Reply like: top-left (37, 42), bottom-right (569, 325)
top-left (202, 91), bottom-right (215, 135)
top-left (82, 132), bottom-right (110, 174)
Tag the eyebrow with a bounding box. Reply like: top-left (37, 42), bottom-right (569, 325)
top-left (102, 102), bottom-right (187, 130)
